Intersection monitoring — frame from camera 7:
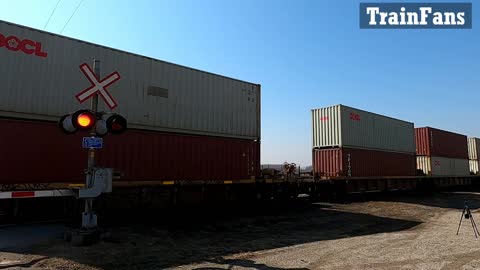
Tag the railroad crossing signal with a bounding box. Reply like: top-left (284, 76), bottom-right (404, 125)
top-left (75, 63), bottom-right (120, 109)
top-left (59, 110), bottom-right (127, 136)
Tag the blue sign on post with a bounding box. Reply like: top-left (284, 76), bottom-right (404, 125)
top-left (82, 137), bottom-right (103, 149)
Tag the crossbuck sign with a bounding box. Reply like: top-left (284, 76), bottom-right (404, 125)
top-left (75, 63), bottom-right (121, 109)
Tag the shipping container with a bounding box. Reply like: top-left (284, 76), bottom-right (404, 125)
top-left (416, 156), bottom-right (469, 176)
top-left (0, 118), bottom-right (260, 184)
top-left (343, 178), bottom-right (417, 193)
top-left (312, 147), bottom-right (416, 178)
top-left (415, 127), bottom-right (468, 159)
top-left (468, 138), bottom-right (480, 160)
top-left (312, 104), bottom-right (415, 153)
top-left (469, 160), bottom-right (479, 175)
top-left (0, 20), bottom-right (260, 140)
top-left (261, 164), bottom-right (284, 170)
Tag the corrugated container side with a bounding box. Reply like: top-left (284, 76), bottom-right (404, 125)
top-left (416, 156), bottom-right (469, 176)
top-left (312, 105), bottom-right (415, 154)
top-left (416, 156), bottom-right (431, 176)
top-left (415, 128), bottom-right (430, 156)
top-left (312, 147), bottom-right (416, 177)
top-left (469, 160), bottom-right (479, 175)
top-left (261, 164), bottom-right (284, 171)
top-left (340, 105), bottom-right (415, 153)
top-left (0, 118), bottom-right (260, 184)
top-left (0, 20), bottom-right (260, 140)
top-left (468, 138), bottom-right (480, 160)
top-left (415, 127), bottom-right (468, 159)
top-left (313, 148), bottom-right (343, 177)
top-left (312, 106), bottom-right (341, 148)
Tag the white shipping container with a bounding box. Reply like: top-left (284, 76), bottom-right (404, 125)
top-left (469, 160), bottom-right (479, 175)
top-left (416, 156), bottom-right (470, 176)
top-left (0, 20), bottom-right (260, 140)
top-left (312, 104), bottom-right (415, 153)
top-left (468, 138), bottom-right (480, 160)
top-left (261, 164), bottom-right (284, 171)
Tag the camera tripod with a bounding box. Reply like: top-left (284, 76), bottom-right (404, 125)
top-left (456, 200), bottom-right (480, 238)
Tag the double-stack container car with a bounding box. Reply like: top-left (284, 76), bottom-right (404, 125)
top-left (415, 127), bottom-right (469, 176)
top-left (0, 20), bottom-right (261, 187)
top-left (311, 104), bottom-right (416, 178)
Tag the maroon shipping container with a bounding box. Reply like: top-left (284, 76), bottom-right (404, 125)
top-left (0, 118), bottom-right (260, 184)
top-left (313, 147), bottom-right (416, 178)
top-left (415, 127), bottom-right (468, 159)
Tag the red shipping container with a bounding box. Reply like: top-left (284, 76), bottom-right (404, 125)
top-left (415, 127), bottom-right (468, 159)
top-left (313, 148), bottom-right (415, 178)
top-left (0, 118), bottom-right (260, 184)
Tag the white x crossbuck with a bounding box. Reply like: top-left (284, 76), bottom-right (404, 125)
top-left (75, 63), bottom-right (121, 109)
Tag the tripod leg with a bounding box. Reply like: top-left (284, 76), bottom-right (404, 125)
top-left (470, 212), bottom-right (478, 238)
top-left (457, 208), bottom-right (466, 235)
top-left (470, 210), bottom-right (480, 236)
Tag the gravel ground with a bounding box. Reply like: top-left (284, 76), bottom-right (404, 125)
top-left (1, 191), bottom-right (480, 270)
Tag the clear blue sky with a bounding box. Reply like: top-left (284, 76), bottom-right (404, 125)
top-left (1, 0), bottom-right (479, 166)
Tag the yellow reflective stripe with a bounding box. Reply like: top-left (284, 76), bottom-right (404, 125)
top-left (239, 179), bottom-right (255, 184)
top-left (68, 184), bottom-right (86, 187)
top-left (223, 180), bottom-right (233, 184)
top-left (162, 181), bottom-right (175, 185)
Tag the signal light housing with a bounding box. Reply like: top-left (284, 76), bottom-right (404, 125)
top-left (95, 118), bottom-right (108, 137)
top-left (106, 114), bottom-right (127, 135)
top-left (59, 114), bottom-right (76, 134)
top-left (59, 110), bottom-right (127, 136)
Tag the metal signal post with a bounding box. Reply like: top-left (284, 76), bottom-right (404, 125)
top-left (58, 59), bottom-right (126, 245)
top-left (82, 59), bottom-right (100, 230)
top-left (89, 59), bottom-right (100, 169)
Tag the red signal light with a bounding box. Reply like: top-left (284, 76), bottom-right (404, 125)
top-left (106, 114), bottom-right (127, 135)
top-left (72, 110), bottom-right (96, 131)
top-left (111, 122), bottom-right (122, 131)
top-left (77, 113), bottom-right (93, 128)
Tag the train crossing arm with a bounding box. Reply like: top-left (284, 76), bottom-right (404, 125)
top-left (0, 189), bottom-right (74, 199)
top-left (0, 168), bottom-right (113, 200)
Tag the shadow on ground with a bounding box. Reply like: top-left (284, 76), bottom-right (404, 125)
top-left (192, 258), bottom-right (309, 270)
top-left (368, 190), bottom-right (480, 210)
top-left (8, 200), bottom-right (421, 270)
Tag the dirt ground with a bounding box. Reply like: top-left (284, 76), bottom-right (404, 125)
top-left (2, 191), bottom-right (480, 270)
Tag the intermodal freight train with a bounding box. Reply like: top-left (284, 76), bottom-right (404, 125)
top-left (0, 19), bottom-right (478, 209)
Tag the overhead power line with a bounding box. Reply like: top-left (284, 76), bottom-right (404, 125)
top-left (43, 0), bottom-right (62, 30)
top-left (60, 0), bottom-right (85, 34)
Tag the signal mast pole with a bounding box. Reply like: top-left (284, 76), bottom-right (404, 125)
top-left (89, 59), bottom-right (99, 168)
top-left (82, 59), bottom-right (100, 230)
